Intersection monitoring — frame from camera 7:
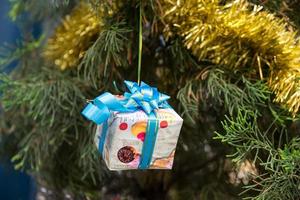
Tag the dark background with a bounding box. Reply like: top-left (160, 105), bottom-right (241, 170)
top-left (0, 1), bottom-right (36, 199)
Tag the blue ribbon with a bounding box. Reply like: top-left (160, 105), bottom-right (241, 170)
top-left (98, 121), bottom-right (108, 154)
top-left (82, 80), bottom-right (170, 169)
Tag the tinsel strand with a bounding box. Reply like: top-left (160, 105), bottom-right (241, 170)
top-left (44, 3), bottom-right (104, 70)
top-left (162, 0), bottom-right (300, 116)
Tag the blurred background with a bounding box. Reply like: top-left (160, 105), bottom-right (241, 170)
top-left (0, 0), bottom-right (300, 199)
top-left (0, 0), bottom-right (36, 199)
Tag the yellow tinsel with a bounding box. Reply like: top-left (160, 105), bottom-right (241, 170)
top-left (44, 3), bottom-right (102, 70)
top-left (162, 0), bottom-right (300, 116)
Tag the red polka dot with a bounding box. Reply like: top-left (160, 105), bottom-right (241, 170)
top-left (160, 121), bottom-right (168, 128)
top-left (137, 132), bottom-right (145, 142)
top-left (119, 123), bottom-right (128, 130)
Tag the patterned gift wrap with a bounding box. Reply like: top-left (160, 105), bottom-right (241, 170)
top-left (82, 81), bottom-right (184, 170)
top-left (95, 108), bottom-right (183, 170)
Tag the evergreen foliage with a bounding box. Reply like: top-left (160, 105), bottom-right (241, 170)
top-left (0, 0), bottom-right (300, 199)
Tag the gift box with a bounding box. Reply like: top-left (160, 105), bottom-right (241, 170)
top-left (82, 81), bottom-right (183, 170)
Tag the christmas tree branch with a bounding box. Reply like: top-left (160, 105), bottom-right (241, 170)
top-left (0, 36), bottom-right (44, 71)
top-left (78, 21), bottom-right (131, 89)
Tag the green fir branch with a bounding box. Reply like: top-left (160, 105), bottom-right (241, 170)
top-left (177, 68), bottom-right (271, 123)
top-left (206, 69), bottom-right (270, 115)
top-left (0, 68), bottom-right (84, 127)
top-left (78, 21), bottom-right (131, 89)
top-left (1, 1), bottom-right (300, 199)
top-left (215, 105), bottom-right (300, 199)
top-left (214, 109), bottom-right (275, 163)
top-left (0, 36), bottom-right (44, 71)
top-left (243, 137), bottom-right (300, 200)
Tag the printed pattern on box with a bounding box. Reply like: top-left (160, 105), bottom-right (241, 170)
top-left (94, 108), bottom-right (183, 170)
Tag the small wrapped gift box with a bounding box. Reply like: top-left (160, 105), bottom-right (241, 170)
top-left (95, 108), bottom-right (182, 170)
top-left (82, 81), bottom-right (183, 170)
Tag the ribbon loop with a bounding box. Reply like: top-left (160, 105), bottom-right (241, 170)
top-left (82, 80), bottom-right (170, 124)
top-left (81, 103), bottom-right (109, 125)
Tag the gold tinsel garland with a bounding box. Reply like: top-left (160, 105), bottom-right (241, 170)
top-left (44, 2), bottom-right (106, 70)
top-left (162, 0), bottom-right (300, 116)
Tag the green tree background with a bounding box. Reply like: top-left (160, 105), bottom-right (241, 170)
top-left (0, 0), bottom-right (300, 199)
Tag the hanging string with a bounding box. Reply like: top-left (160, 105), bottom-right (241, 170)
top-left (137, 1), bottom-right (143, 85)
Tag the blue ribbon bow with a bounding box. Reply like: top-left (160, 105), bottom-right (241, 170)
top-left (81, 80), bottom-right (170, 169)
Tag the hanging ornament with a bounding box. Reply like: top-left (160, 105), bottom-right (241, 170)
top-left (82, 81), bottom-right (183, 170)
top-left (161, 0), bottom-right (300, 116)
top-left (81, 3), bottom-right (183, 170)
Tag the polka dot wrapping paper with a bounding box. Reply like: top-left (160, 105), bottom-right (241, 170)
top-left (82, 81), bottom-right (183, 170)
top-left (94, 108), bottom-right (183, 170)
